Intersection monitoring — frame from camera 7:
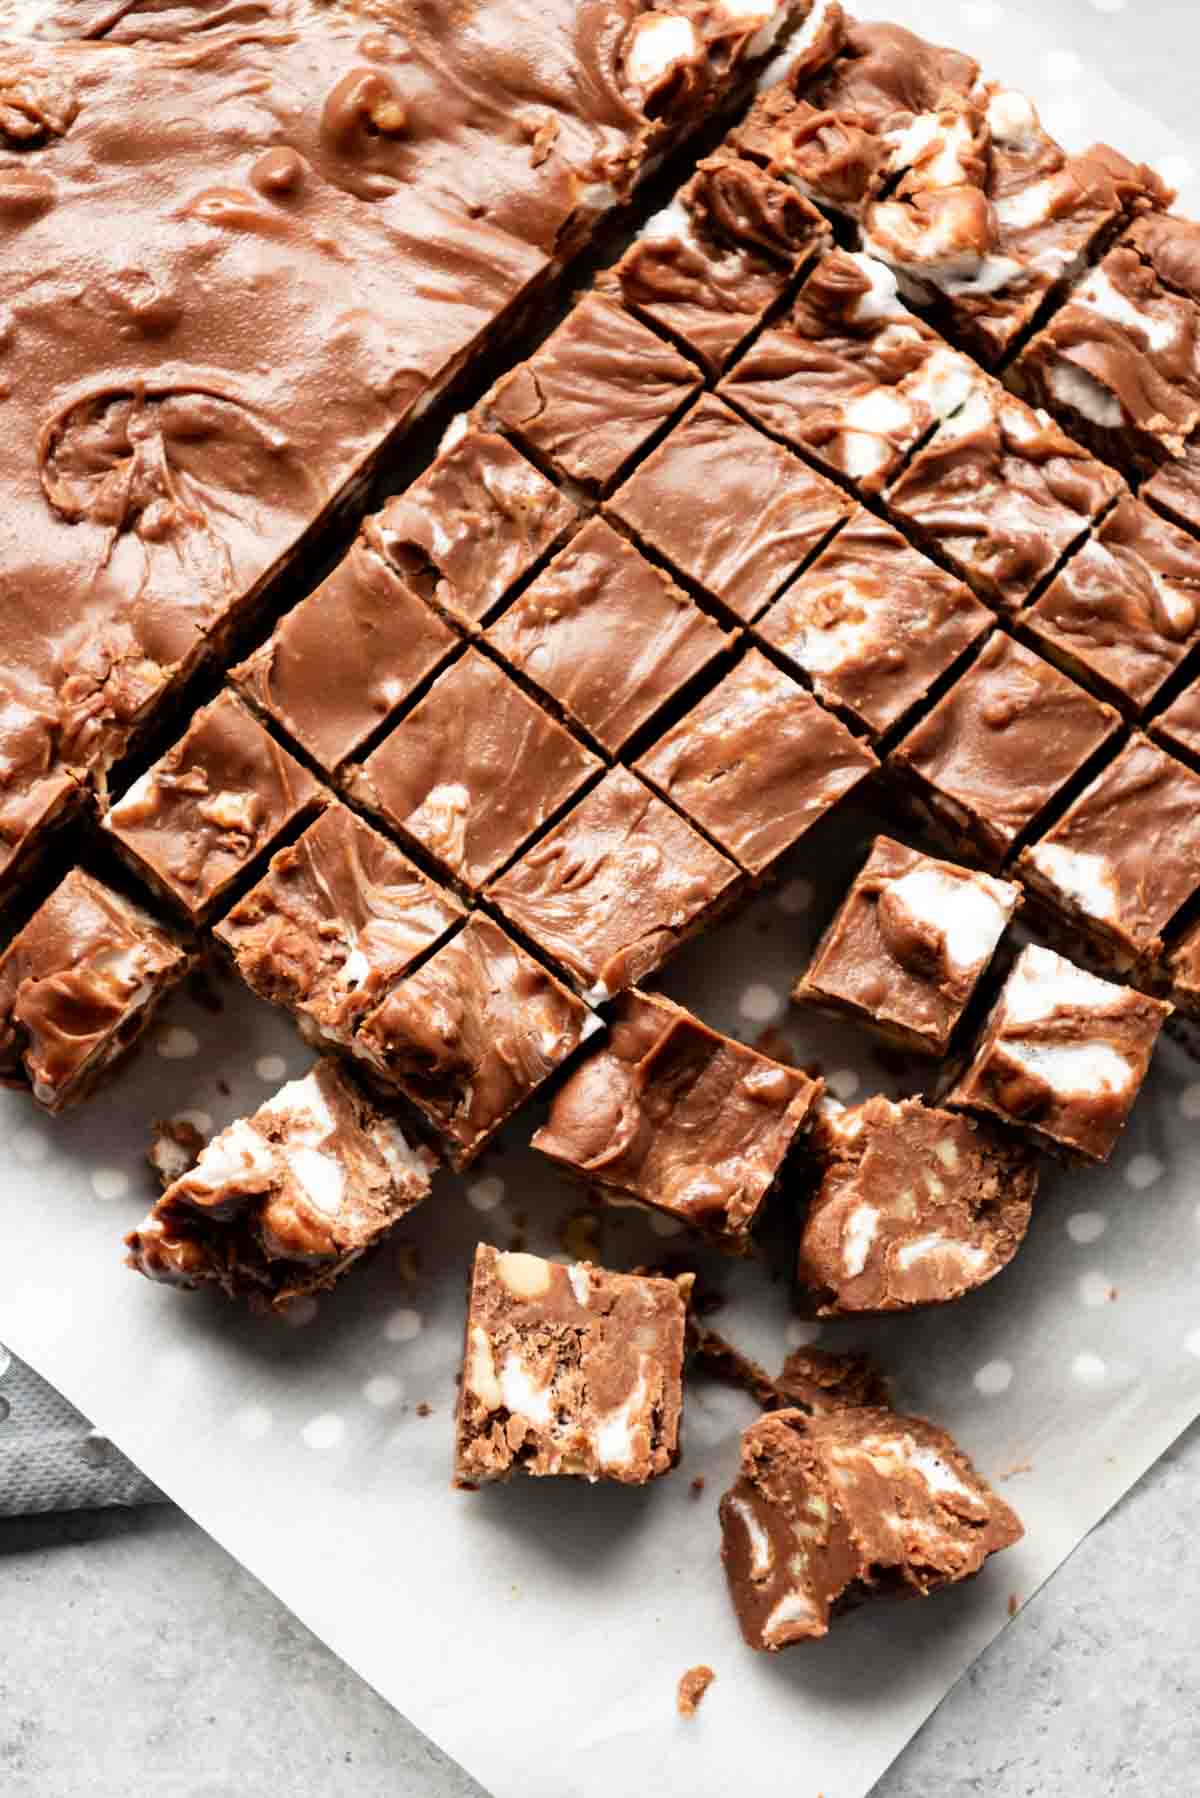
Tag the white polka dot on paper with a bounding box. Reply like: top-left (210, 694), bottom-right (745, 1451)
top-left (255, 1053), bottom-right (287, 1083)
top-left (1125, 1153), bottom-right (1164, 1192)
top-left (827, 1068), bottom-right (860, 1102)
top-left (649, 1211), bottom-right (685, 1237)
top-left (776, 878), bottom-right (814, 916)
top-left (174, 1108), bottom-right (213, 1137)
top-left (13, 1127), bottom-right (49, 1166)
top-left (973, 1359), bottom-right (1013, 1397)
top-left (363, 1374), bottom-right (405, 1409)
top-left (301, 1412), bottom-right (345, 1450)
top-left (384, 1307), bottom-right (422, 1344)
top-left (1067, 1211), bottom-right (1106, 1245)
top-left (1078, 1270), bottom-right (1115, 1308)
top-left (91, 1167), bottom-right (130, 1201)
top-left (1072, 1352), bottom-right (1107, 1387)
top-left (283, 1296), bottom-right (319, 1329)
top-left (1182, 1084), bottom-right (1200, 1120)
top-left (234, 1404), bottom-right (273, 1441)
top-left (1045, 48), bottom-right (1083, 82)
top-left (785, 1318), bottom-right (821, 1349)
top-left (157, 1025), bottom-right (199, 1061)
top-left (467, 1175), bottom-right (505, 1212)
top-left (738, 982), bottom-right (781, 1025)
top-left (1185, 1329), bottom-right (1200, 1360)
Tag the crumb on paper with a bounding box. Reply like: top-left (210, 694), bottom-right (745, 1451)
top-left (392, 1241), bottom-right (420, 1283)
top-left (1008, 1593), bottom-right (1020, 1618)
top-left (690, 1474), bottom-right (705, 1499)
top-left (997, 1458), bottom-right (1033, 1481)
top-left (216, 1076), bottom-right (231, 1097)
top-left (688, 1322), bottom-right (781, 1408)
top-left (559, 1206), bottom-right (601, 1262)
top-left (677, 1665), bottom-right (715, 1718)
top-left (146, 1116), bottom-right (206, 1189)
top-left (416, 1402), bottom-right (432, 1418)
top-left (776, 1346), bottom-right (892, 1415)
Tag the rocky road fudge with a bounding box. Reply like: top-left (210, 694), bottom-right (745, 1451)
top-left (454, 1243), bottom-right (691, 1485)
top-left (1150, 680), bottom-right (1200, 769)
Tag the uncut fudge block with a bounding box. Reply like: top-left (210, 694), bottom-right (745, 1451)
top-left (346, 650), bottom-right (600, 891)
top-left (214, 803), bottom-right (465, 1050)
top-left (1150, 681), bottom-right (1200, 770)
top-left (485, 517), bottom-right (732, 755)
top-left (886, 376), bottom-right (1124, 613)
top-left (105, 692), bottom-right (322, 924)
top-left (355, 915), bottom-right (597, 1169)
top-left (455, 1244), bottom-right (690, 1485)
top-left (126, 1059), bottom-right (436, 1311)
top-left (889, 634), bottom-right (1121, 870)
top-left (634, 650), bottom-right (876, 877)
top-left (756, 511), bottom-right (990, 740)
top-left (1017, 735), bottom-right (1200, 971)
top-left (488, 768), bottom-right (741, 1002)
top-left (0, 869), bottom-right (190, 1113)
top-left (794, 837), bottom-right (1019, 1056)
top-left (609, 395), bottom-right (852, 623)
top-left (798, 1096), bottom-right (1038, 1314)
top-left (946, 944), bottom-right (1170, 1163)
top-left (720, 1406), bottom-right (1022, 1650)
top-left (532, 989), bottom-right (822, 1252)
top-left (480, 294), bottom-right (701, 493)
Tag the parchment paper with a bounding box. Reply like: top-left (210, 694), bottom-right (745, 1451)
top-left (2, 5), bottom-right (1200, 1795)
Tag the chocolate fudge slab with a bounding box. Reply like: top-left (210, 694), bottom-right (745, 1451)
top-left (798, 1096), bottom-right (1038, 1314)
top-left (889, 633), bottom-right (1121, 870)
top-left (126, 1058), bottom-right (436, 1311)
top-left (1150, 681), bottom-right (1200, 770)
top-left (532, 989), bottom-right (822, 1252)
top-left (104, 692), bottom-right (322, 924)
top-left (215, 803), bottom-right (465, 1050)
top-left (455, 1244), bottom-right (690, 1485)
top-left (794, 837), bottom-right (1019, 1055)
top-left (485, 517), bottom-right (732, 756)
top-left (609, 396), bottom-right (853, 624)
top-left (480, 294), bottom-right (702, 494)
top-left (346, 651), bottom-right (601, 891)
top-left (489, 768), bottom-right (741, 1002)
top-left (756, 511), bottom-right (990, 740)
top-left (1017, 735), bottom-right (1200, 971)
top-left (0, 869), bottom-right (190, 1112)
top-left (355, 914), bottom-right (598, 1169)
top-left (720, 1406), bottom-right (1022, 1649)
top-left (634, 649), bottom-right (877, 877)
top-left (946, 944), bottom-right (1170, 1163)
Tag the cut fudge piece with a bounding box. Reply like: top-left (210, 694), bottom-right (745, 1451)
top-left (0, 767), bottom-right (83, 911)
top-left (794, 837), bottom-right (1019, 1055)
top-left (532, 989), bottom-right (822, 1252)
top-left (215, 803), bottom-right (465, 1049)
top-left (774, 1345), bottom-right (892, 1416)
top-left (889, 633), bottom-right (1121, 869)
top-left (231, 526), bottom-right (459, 773)
top-left (634, 650), bottom-right (876, 877)
top-left (488, 768), bottom-right (740, 1002)
top-left (454, 1243), bottom-right (691, 1485)
top-left (1143, 437), bottom-right (1200, 539)
top-left (369, 429), bottom-right (577, 630)
top-left (0, 869), bottom-right (190, 1113)
top-left (485, 517), bottom-right (732, 755)
top-left (126, 1058), bottom-right (436, 1311)
top-left (105, 692), bottom-right (322, 923)
top-left (946, 944), bottom-right (1170, 1162)
top-left (1017, 735), bottom-right (1200, 971)
top-left (609, 395), bottom-right (852, 623)
top-left (1163, 920), bottom-right (1200, 1042)
top-left (355, 915), bottom-right (597, 1168)
top-left (479, 294), bottom-right (701, 493)
top-left (798, 1096), bottom-right (1038, 1314)
top-left (756, 511), bottom-right (990, 740)
top-left (720, 1406), bottom-right (1022, 1649)
top-left (1150, 680), bottom-right (1200, 770)
top-left (886, 375), bottom-right (1124, 613)
top-left (345, 651), bottom-right (600, 890)
top-left (719, 251), bottom-right (976, 494)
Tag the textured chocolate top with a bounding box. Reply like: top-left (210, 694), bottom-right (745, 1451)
top-left (635, 649), bottom-right (876, 875)
top-left (1143, 437), bottom-right (1200, 538)
top-left (795, 836), bottom-right (1019, 1054)
top-left (356, 914), bottom-right (596, 1167)
top-left (609, 395), bottom-right (852, 622)
top-left (348, 650), bottom-right (600, 890)
top-left (1165, 917), bottom-right (1200, 1009)
top-left (1151, 680), bottom-right (1200, 769)
top-left (486, 516), bottom-right (731, 754)
top-left (215, 802), bottom-right (464, 1047)
top-left (756, 510), bottom-right (989, 738)
top-left (489, 767), bottom-right (739, 1000)
top-left (532, 989), bottom-right (821, 1250)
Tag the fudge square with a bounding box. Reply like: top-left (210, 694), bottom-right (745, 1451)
top-left (634, 649), bottom-right (877, 878)
top-left (794, 837), bottom-right (1020, 1056)
top-left (946, 945), bottom-right (1171, 1163)
top-left (889, 633), bottom-right (1121, 870)
top-left (797, 1096), bottom-right (1038, 1315)
top-left (720, 1406), bottom-right (1023, 1650)
top-left (104, 691), bottom-right (322, 923)
top-left (0, 869), bottom-right (190, 1113)
top-left (346, 650), bottom-right (601, 891)
top-left (215, 803), bottom-right (465, 1049)
top-left (454, 1244), bottom-right (691, 1485)
top-left (1151, 680), bottom-right (1200, 770)
top-left (609, 395), bottom-right (852, 624)
top-left (488, 768), bottom-right (740, 1002)
top-left (126, 1058), bottom-right (436, 1312)
top-left (355, 914), bottom-right (597, 1169)
top-left (532, 989), bottom-right (822, 1253)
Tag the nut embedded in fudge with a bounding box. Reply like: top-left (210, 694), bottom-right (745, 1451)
top-left (797, 1095), bottom-right (1038, 1314)
top-left (532, 989), bottom-right (822, 1252)
top-left (946, 944), bottom-right (1171, 1163)
top-left (126, 1058), bottom-right (436, 1310)
top-left (794, 836), bottom-right (1020, 1056)
top-left (720, 1406), bottom-right (1022, 1649)
top-left (454, 1243), bottom-right (691, 1485)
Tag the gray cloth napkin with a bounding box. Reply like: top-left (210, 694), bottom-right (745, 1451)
top-left (0, 1345), bottom-right (163, 1515)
